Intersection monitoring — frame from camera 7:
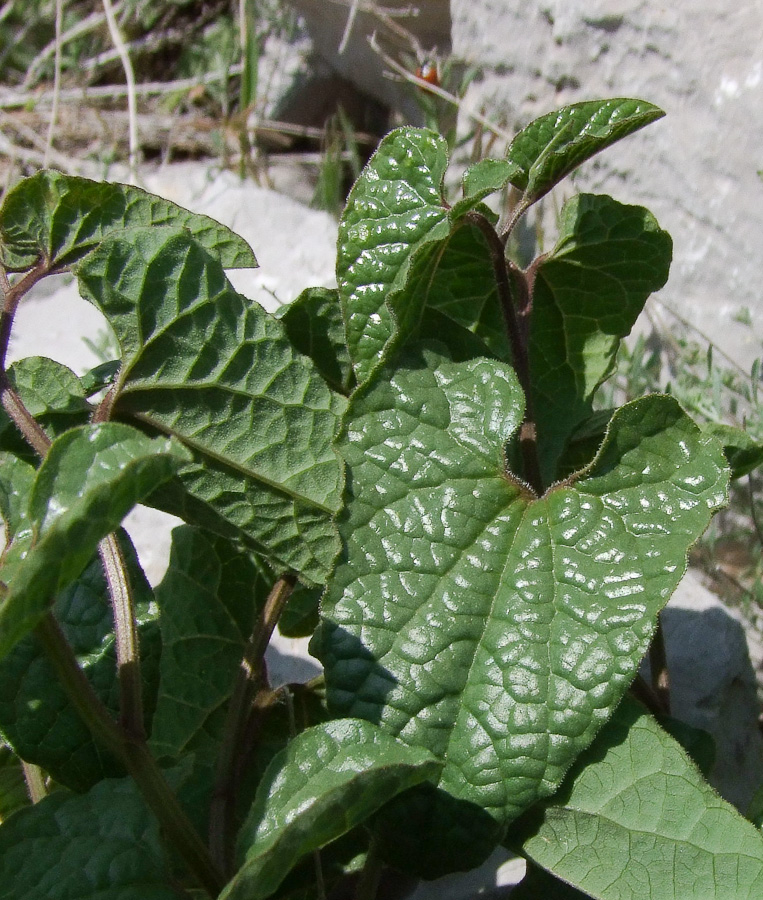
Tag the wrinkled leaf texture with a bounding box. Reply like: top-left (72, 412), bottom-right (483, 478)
top-left (314, 343), bottom-right (728, 876)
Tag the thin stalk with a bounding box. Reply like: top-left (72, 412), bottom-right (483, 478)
top-left (462, 211), bottom-right (544, 495)
top-left (43, 0), bottom-right (63, 169)
top-left (34, 612), bottom-right (224, 897)
top-left (101, 0), bottom-right (139, 182)
top-left (354, 837), bottom-right (384, 900)
top-left (210, 573), bottom-right (297, 876)
top-left (0, 374), bottom-right (52, 457)
top-left (21, 761), bottom-right (47, 803)
top-left (748, 475), bottom-right (763, 549)
top-left (98, 533), bottom-right (144, 740)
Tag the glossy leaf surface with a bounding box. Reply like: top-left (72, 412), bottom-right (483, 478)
top-left (76, 226), bottom-right (345, 583)
top-left (512, 697), bottom-right (763, 899)
top-left (506, 98), bottom-right (664, 204)
top-left (314, 343), bottom-right (728, 875)
top-left (0, 423), bottom-right (187, 658)
top-left (337, 128), bottom-right (451, 383)
top-left (0, 169), bottom-right (256, 271)
top-left (0, 776), bottom-right (176, 899)
top-left (221, 719), bottom-right (440, 900)
top-left (0, 531), bottom-right (159, 790)
top-left (531, 193), bottom-right (672, 484)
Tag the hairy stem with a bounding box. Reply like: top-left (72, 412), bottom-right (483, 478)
top-left (463, 211), bottom-right (544, 494)
top-left (0, 259), bottom-right (51, 371)
top-left (0, 373), bottom-right (52, 457)
top-left (21, 761), bottom-right (47, 803)
top-left (210, 573), bottom-right (297, 876)
top-left (98, 533), bottom-right (145, 740)
top-left (35, 612), bottom-right (223, 897)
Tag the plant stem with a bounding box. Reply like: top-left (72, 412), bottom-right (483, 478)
top-left (98, 533), bottom-right (145, 740)
top-left (34, 612), bottom-right (224, 897)
top-left (21, 761), bottom-right (47, 803)
top-left (0, 373), bottom-right (52, 457)
top-left (354, 838), bottom-right (384, 900)
top-left (463, 211), bottom-right (544, 495)
top-left (0, 259), bottom-right (51, 371)
top-left (210, 573), bottom-right (297, 876)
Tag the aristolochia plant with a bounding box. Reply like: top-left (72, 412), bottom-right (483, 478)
top-left (0, 98), bottom-right (761, 900)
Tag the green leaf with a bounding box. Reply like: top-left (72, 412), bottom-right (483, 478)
top-left (0, 453), bottom-right (35, 542)
top-left (150, 526), bottom-right (272, 761)
top-left (511, 697), bottom-right (763, 900)
top-left (0, 530), bottom-right (160, 791)
top-left (0, 169), bottom-right (256, 271)
top-left (452, 157), bottom-right (523, 219)
top-left (0, 776), bottom-right (177, 899)
top-left (279, 287), bottom-right (354, 395)
top-left (704, 423), bottom-right (763, 479)
top-left (337, 128), bottom-right (451, 383)
top-left (278, 583), bottom-right (322, 638)
top-left (421, 219), bottom-right (511, 361)
top-left (531, 193), bottom-right (672, 484)
top-left (76, 226), bottom-right (345, 584)
top-left (220, 719), bottom-right (441, 900)
top-left (0, 423), bottom-right (188, 659)
top-left (506, 98), bottom-right (665, 204)
top-left (313, 343), bottom-right (728, 877)
top-left (0, 359), bottom-right (91, 462)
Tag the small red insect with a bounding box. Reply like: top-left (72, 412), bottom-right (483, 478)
top-left (415, 61), bottom-right (440, 88)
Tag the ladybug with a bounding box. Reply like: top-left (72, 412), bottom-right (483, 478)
top-left (415, 61), bottom-right (440, 88)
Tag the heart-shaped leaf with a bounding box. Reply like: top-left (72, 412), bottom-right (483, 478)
top-left (0, 169), bottom-right (256, 272)
top-left (313, 343), bottom-right (728, 876)
top-left (506, 98), bottom-right (664, 205)
top-left (510, 697), bottom-right (763, 900)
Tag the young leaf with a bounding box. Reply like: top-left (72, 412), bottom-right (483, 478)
top-left (337, 128), bottom-right (451, 383)
top-left (150, 526), bottom-right (273, 762)
top-left (0, 358), bottom-right (91, 462)
top-left (452, 157), bottom-right (523, 219)
top-left (510, 697), bottom-right (763, 900)
top-left (76, 226), bottom-right (345, 584)
top-left (220, 719), bottom-right (441, 900)
top-left (0, 776), bottom-right (177, 899)
top-left (0, 531), bottom-right (159, 791)
top-left (0, 423), bottom-right (188, 659)
top-left (506, 98), bottom-right (664, 204)
top-left (279, 287), bottom-right (354, 395)
top-left (530, 193), bottom-right (672, 484)
top-left (0, 170), bottom-right (256, 272)
top-left (703, 423), bottom-right (763, 479)
top-left (313, 342), bottom-right (728, 876)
